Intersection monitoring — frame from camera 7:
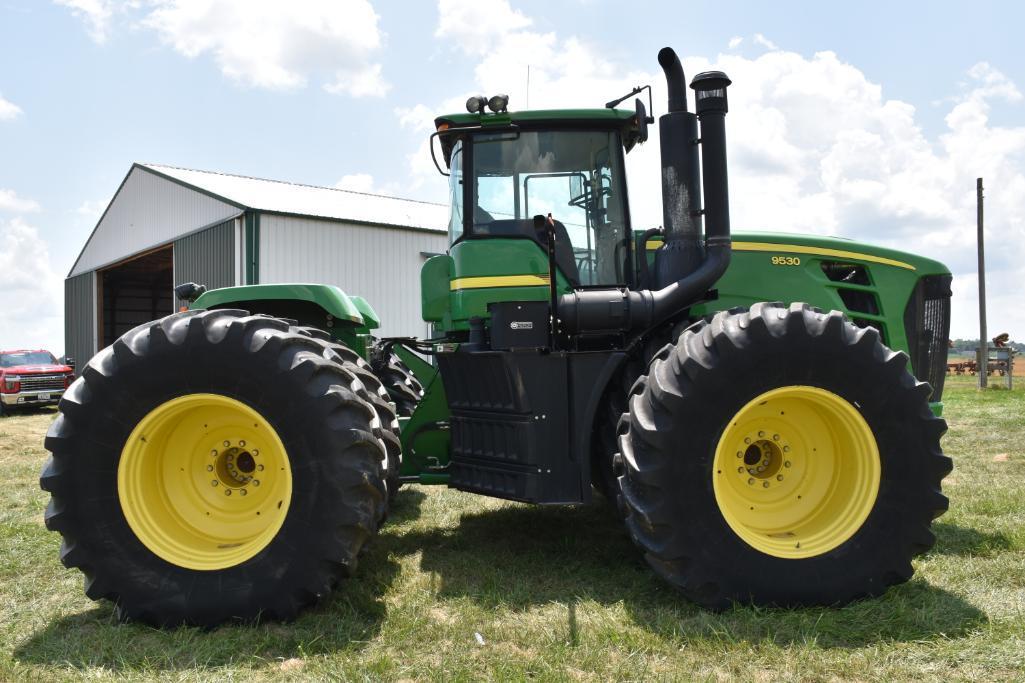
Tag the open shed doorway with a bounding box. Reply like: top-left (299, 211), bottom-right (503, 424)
top-left (98, 245), bottom-right (174, 348)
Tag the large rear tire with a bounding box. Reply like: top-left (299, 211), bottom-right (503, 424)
top-left (40, 310), bottom-right (388, 626)
top-left (619, 302), bottom-right (950, 608)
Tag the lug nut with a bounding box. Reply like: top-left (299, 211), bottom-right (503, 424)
top-left (206, 465), bottom-right (213, 472)
top-left (252, 450), bottom-right (259, 456)
top-left (744, 438), bottom-right (751, 444)
top-left (758, 431), bottom-right (765, 437)
top-left (211, 450), bottom-right (217, 457)
top-left (239, 489), bottom-right (247, 496)
top-left (211, 480), bottom-right (218, 487)
top-left (239, 440), bottom-right (246, 447)
top-left (747, 478), bottom-right (754, 485)
top-left (773, 434), bottom-right (780, 441)
top-left (253, 480), bottom-right (260, 486)
top-left (225, 489), bottom-right (232, 496)
top-left (762, 482), bottom-right (769, 488)
top-left (784, 461), bottom-right (791, 468)
top-left (257, 464), bottom-right (264, 471)
top-left (737, 466), bottom-right (744, 473)
top-left (777, 475), bottom-right (784, 481)
top-left (223, 441), bottom-right (230, 447)
top-left (783, 446), bottom-right (790, 453)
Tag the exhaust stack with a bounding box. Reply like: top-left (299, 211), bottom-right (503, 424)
top-left (558, 48), bottom-right (732, 335)
top-left (654, 47), bottom-right (703, 288)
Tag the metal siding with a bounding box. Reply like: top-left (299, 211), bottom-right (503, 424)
top-left (64, 272), bottom-right (95, 366)
top-left (173, 220), bottom-right (236, 308)
top-left (258, 215), bottom-right (449, 338)
top-left (71, 167), bottom-right (241, 276)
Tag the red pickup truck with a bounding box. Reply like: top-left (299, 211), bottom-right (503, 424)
top-left (0, 349), bottom-right (74, 416)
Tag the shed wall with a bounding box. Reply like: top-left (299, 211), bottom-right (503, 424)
top-left (64, 272), bottom-right (95, 367)
top-left (70, 167), bottom-right (241, 276)
top-left (258, 215), bottom-right (447, 338)
top-left (173, 219), bottom-right (238, 308)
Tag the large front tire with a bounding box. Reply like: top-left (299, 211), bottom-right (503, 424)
top-left (619, 302), bottom-right (950, 608)
top-left (40, 310), bottom-right (388, 627)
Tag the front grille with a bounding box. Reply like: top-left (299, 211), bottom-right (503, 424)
top-left (19, 374), bottom-right (66, 392)
top-left (904, 275), bottom-right (952, 401)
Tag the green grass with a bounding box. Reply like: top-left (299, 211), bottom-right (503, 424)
top-left (1, 376), bottom-right (1023, 681)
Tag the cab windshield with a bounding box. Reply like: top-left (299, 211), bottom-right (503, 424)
top-left (458, 129), bottom-right (631, 287)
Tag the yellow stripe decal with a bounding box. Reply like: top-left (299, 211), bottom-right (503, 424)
top-left (450, 275), bottom-right (550, 290)
top-left (646, 239), bottom-right (914, 270)
top-left (732, 241), bottom-right (916, 271)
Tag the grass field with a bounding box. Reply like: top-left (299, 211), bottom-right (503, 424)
top-left (1, 375), bottom-right (1023, 681)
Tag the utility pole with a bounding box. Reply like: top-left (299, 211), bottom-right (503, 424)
top-left (977, 178), bottom-right (988, 389)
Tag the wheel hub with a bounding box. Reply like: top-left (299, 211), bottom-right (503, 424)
top-left (713, 385), bottom-right (880, 559)
top-left (118, 393), bottom-right (292, 570)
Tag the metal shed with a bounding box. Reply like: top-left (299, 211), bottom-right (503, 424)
top-left (65, 163), bottom-right (449, 367)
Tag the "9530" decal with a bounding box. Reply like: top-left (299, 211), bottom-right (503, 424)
top-left (770, 255), bottom-right (801, 266)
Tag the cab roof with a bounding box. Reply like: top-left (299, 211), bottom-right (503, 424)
top-left (433, 108), bottom-right (643, 167)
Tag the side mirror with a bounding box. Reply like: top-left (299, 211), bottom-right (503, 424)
top-left (635, 98), bottom-right (652, 143)
top-left (64, 357), bottom-right (75, 370)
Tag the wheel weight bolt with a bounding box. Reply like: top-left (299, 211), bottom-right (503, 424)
top-left (223, 441), bottom-right (230, 447)
top-left (239, 489), bottom-right (247, 496)
top-left (737, 466), bottom-right (744, 473)
top-left (211, 480), bottom-right (218, 487)
top-left (744, 438), bottom-right (751, 444)
top-left (257, 464), bottom-right (264, 471)
top-left (777, 475), bottom-right (784, 481)
top-left (225, 489), bottom-right (231, 496)
top-left (758, 431), bottom-right (764, 437)
top-left (762, 482), bottom-right (769, 488)
top-left (206, 465), bottom-right (213, 472)
top-left (773, 434), bottom-right (780, 440)
top-left (784, 461), bottom-right (791, 468)
top-left (253, 480), bottom-right (260, 486)
top-left (747, 478), bottom-right (754, 485)
top-left (252, 450), bottom-right (259, 456)
top-left (210, 450), bottom-right (217, 457)
top-left (239, 440), bottom-right (246, 447)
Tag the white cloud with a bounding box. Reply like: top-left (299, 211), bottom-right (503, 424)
top-left (728, 36), bottom-right (743, 49)
top-left (54, 0), bottom-right (117, 44)
top-left (0, 189), bottom-right (40, 213)
top-left (74, 198), bottom-right (108, 224)
top-left (335, 173), bottom-right (376, 193)
top-left (55, 0), bottom-right (389, 95)
top-left (141, 0), bottom-right (386, 93)
top-left (435, 0), bottom-right (531, 55)
top-left (0, 92), bottom-right (22, 120)
top-left (753, 33), bottom-right (778, 51)
top-left (0, 217), bottom-right (63, 354)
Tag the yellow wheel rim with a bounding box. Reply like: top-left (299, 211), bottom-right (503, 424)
top-left (712, 386), bottom-right (880, 559)
top-left (118, 393), bottom-right (292, 570)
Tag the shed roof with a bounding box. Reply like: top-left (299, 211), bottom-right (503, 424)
top-left (68, 163), bottom-right (449, 277)
top-left (141, 164), bottom-right (448, 232)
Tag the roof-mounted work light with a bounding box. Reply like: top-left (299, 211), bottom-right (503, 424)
top-left (465, 95), bottom-right (486, 114)
top-left (487, 94), bottom-right (509, 113)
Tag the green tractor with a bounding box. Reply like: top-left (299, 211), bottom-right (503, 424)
top-left (42, 47), bottom-right (952, 626)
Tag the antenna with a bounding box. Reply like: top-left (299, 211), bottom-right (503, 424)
top-left (526, 65), bottom-right (531, 108)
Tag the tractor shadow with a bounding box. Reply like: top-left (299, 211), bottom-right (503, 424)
top-left (12, 489), bottom-right (428, 672)
top-left (390, 502), bottom-right (987, 649)
top-left (930, 522), bottom-right (1014, 557)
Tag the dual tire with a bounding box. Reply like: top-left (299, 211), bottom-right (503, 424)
top-left (618, 302), bottom-right (951, 608)
top-left (41, 310), bottom-right (390, 626)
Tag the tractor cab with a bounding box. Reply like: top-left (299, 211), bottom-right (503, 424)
top-left (435, 108), bottom-right (646, 291)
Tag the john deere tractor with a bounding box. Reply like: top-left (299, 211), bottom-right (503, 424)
top-left (42, 47), bottom-right (952, 626)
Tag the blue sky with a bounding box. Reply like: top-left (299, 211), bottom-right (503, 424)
top-left (1, 0), bottom-right (1024, 354)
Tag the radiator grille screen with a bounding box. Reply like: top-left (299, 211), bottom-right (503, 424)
top-left (903, 275), bottom-right (952, 401)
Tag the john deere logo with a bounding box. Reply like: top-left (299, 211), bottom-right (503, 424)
top-left (510, 321), bottom-right (533, 330)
